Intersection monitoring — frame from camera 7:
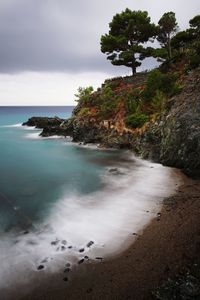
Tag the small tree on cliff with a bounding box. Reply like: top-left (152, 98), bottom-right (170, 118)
top-left (157, 12), bottom-right (178, 60)
top-left (100, 9), bottom-right (156, 75)
top-left (75, 86), bottom-right (94, 104)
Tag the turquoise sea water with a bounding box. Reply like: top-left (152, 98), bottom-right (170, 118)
top-left (0, 106), bottom-right (115, 232)
top-left (0, 106), bottom-right (179, 299)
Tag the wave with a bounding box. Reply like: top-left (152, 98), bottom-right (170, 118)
top-left (25, 132), bottom-right (71, 140)
top-left (0, 154), bottom-right (181, 298)
top-left (0, 123), bottom-right (22, 128)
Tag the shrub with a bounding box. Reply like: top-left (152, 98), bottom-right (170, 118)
top-left (78, 107), bottom-right (91, 116)
top-left (152, 90), bottom-right (166, 113)
top-left (143, 69), bottom-right (180, 100)
top-left (188, 53), bottom-right (200, 69)
top-left (125, 113), bottom-right (149, 128)
top-left (75, 86), bottom-right (94, 104)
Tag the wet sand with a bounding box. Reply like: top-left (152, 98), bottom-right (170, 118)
top-left (21, 173), bottom-right (200, 300)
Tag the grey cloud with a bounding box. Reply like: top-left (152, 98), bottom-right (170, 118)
top-left (0, 0), bottom-right (199, 74)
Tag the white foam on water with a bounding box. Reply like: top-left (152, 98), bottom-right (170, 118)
top-left (23, 125), bottom-right (37, 130)
top-left (25, 131), bottom-right (42, 139)
top-left (0, 123), bottom-right (22, 128)
top-left (0, 154), bottom-right (181, 297)
top-left (25, 131), bottom-right (70, 140)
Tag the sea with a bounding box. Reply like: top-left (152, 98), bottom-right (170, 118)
top-left (0, 106), bottom-right (180, 298)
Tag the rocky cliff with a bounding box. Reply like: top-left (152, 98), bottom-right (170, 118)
top-left (23, 67), bottom-right (200, 178)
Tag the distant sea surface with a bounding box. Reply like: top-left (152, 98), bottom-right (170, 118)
top-left (0, 106), bottom-right (179, 298)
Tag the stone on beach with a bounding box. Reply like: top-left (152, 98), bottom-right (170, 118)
top-left (78, 259), bottom-right (84, 264)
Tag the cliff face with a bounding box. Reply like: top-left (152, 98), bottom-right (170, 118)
top-left (23, 68), bottom-right (200, 178)
top-left (138, 68), bottom-right (200, 177)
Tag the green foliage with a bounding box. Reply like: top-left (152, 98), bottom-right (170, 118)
top-left (157, 12), bottom-right (178, 60)
top-left (170, 15), bottom-right (200, 70)
top-left (125, 88), bottom-right (142, 114)
top-left (171, 30), bottom-right (193, 51)
top-left (125, 112), bottom-right (149, 128)
top-left (188, 53), bottom-right (200, 69)
top-left (75, 86), bottom-right (94, 104)
top-left (101, 9), bottom-right (156, 74)
top-left (143, 69), bottom-right (181, 100)
top-left (78, 107), bottom-right (91, 116)
top-left (151, 90), bottom-right (166, 113)
top-left (98, 86), bottom-right (119, 118)
top-left (189, 15), bottom-right (200, 37)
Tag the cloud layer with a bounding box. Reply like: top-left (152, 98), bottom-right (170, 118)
top-left (0, 0), bottom-right (199, 74)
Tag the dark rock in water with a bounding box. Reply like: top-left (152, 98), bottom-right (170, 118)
top-left (64, 268), bottom-right (70, 273)
top-left (61, 246), bottom-right (66, 251)
top-left (22, 116), bottom-right (65, 129)
top-left (66, 263), bottom-right (71, 267)
top-left (109, 168), bottom-right (118, 173)
top-left (84, 256), bottom-right (89, 259)
top-left (63, 277), bottom-right (68, 282)
top-left (79, 248), bottom-right (84, 253)
top-left (23, 230), bottom-right (29, 235)
top-left (37, 265), bottom-right (44, 271)
top-left (56, 246), bottom-right (60, 251)
top-left (68, 246), bottom-right (72, 249)
top-left (132, 233), bottom-right (138, 236)
top-left (78, 259), bottom-right (84, 264)
top-left (87, 241), bottom-right (94, 248)
top-left (61, 240), bottom-right (67, 245)
top-left (108, 168), bottom-right (124, 175)
top-left (51, 239), bottom-right (59, 246)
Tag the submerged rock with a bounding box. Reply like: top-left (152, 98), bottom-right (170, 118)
top-left (63, 268), bottom-right (70, 273)
top-left (65, 263), bottom-right (71, 267)
top-left (37, 265), bottom-right (44, 271)
top-left (61, 240), bottom-right (67, 245)
top-left (87, 241), bottom-right (94, 248)
top-left (51, 239), bottom-right (59, 246)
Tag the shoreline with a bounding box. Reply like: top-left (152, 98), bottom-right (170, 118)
top-left (17, 170), bottom-right (200, 300)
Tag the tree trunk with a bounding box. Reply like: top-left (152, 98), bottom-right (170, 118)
top-left (167, 36), bottom-right (172, 60)
top-left (131, 65), bottom-right (136, 75)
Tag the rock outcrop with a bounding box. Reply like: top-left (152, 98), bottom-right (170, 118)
top-left (22, 116), bottom-right (65, 129)
top-left (23, 68), bottom-right (200, 178)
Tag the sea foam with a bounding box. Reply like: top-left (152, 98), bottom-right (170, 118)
top-left (0, 154), bottom-right (181, 298)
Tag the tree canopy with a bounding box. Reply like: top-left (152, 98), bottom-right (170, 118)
top-left (157, 12), bottom-right (178, 60)
top-left (100, 9), bottom-right (156, 75)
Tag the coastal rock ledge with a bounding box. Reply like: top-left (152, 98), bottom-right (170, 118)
top-left (23, 68), bottom-right (200, 178)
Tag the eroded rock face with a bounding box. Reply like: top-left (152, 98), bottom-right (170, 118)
top-left (138, 68), bottom-right (200, 178)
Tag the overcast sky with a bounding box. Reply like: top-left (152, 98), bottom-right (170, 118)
top-left (0, 0), bottom-right (199, 106)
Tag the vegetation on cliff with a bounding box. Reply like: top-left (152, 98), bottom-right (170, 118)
top-left (74, 10), bottom-right (199, 133)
